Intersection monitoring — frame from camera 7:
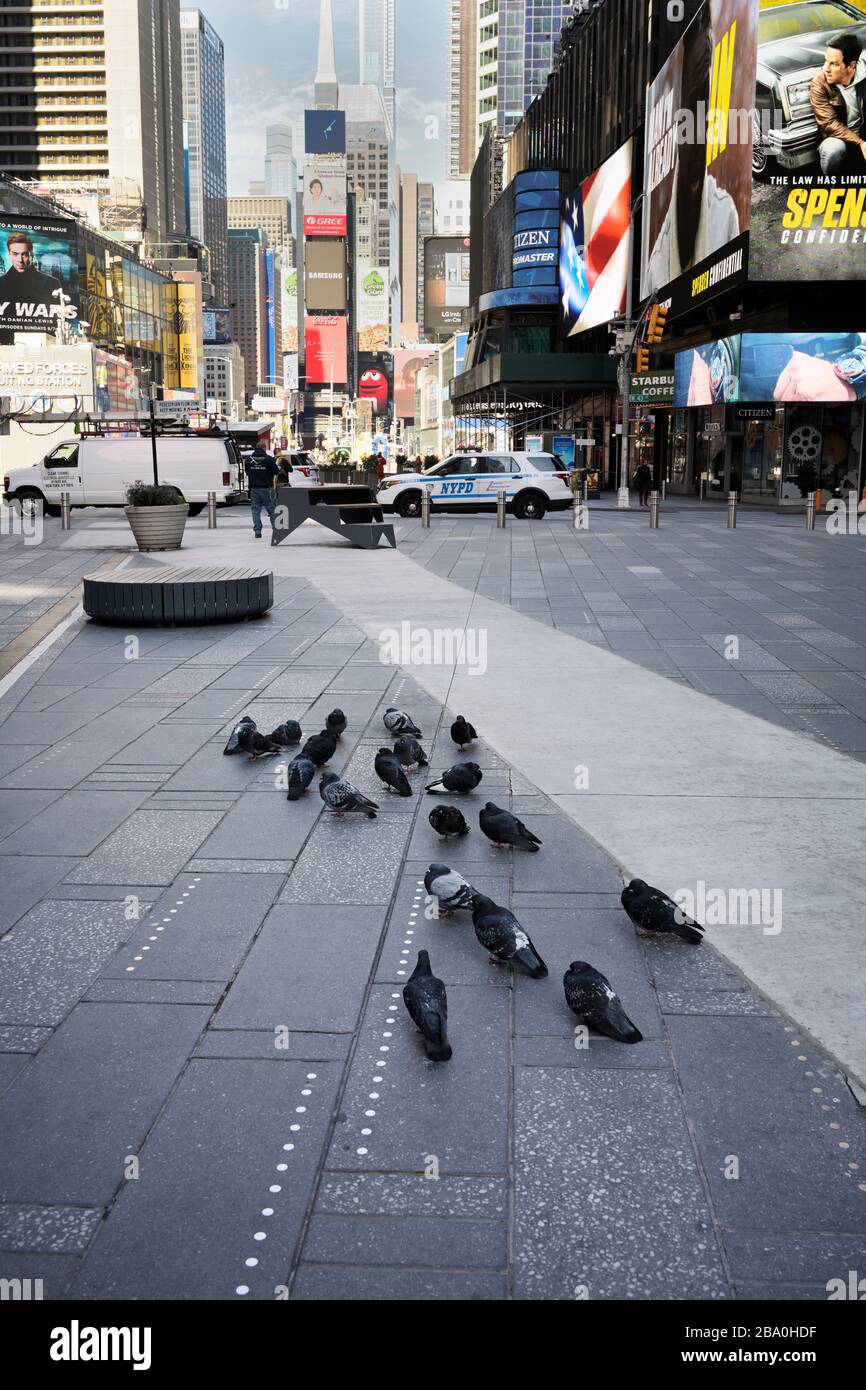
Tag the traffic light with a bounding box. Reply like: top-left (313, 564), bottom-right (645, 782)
top-left (648, 302), bottom-right (669, 347)
top-left (636, 342), bottom-right (650, 374)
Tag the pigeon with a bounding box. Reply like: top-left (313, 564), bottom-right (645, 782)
top-left (471, 894), bottom-right (548, 978)
top-left (383, 706), bottom-right (423, 738)
top-left (621, 878), bottom-right (705, 945)
top-left (285, 755), bottom-right (316, 802)
top-left (393, 735), bottom-right (429, 770)
top-left (429, 805), bottom-right (470, 839)
top-left (375, 748), bottom-right (413, 797)
top-left (402, 950), bottom-right (451, 1061)
top-left (563, 961), bottom-right (643, 1044)
top-left (319, 771), bottom-right (378, 818)
top-left (268, 720), bottom-right (302, 747)
top-left (425, 763), bottom-right (483, 796)
top-left (424, 863), bottom-right (477, 916)
top-left (450, 715), bottom-right (477, 749)
top-left (326, 709), bottom-right (347, 739)
top-left (238, 724), bottom-right (282, 761)
top-left (479, 802), bottom-right (542, 853)
top-left (224, 715), bottom-right (256, 756)
top-left (301, 729), bottom-right (339, 768)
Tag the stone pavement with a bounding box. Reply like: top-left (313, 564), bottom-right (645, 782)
top-left (0, 507), bottom-right (863, 1301)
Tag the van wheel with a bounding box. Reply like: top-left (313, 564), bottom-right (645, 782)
top-left (513, 492), bottom-right (546, 520)
top-left (17, 488), bottom-right (59, 518)
top-left (187, 503), bottom-right (206, 517)
top-left (395, 491), bottom-right (422, 518)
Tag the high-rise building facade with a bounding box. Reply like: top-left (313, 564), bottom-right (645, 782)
top-left (0, 0), bottom-right (186, 246)
top-left (341, 85), bottom-right (391, 271)
top-left (358, 0), bottom-right (396, 138)
top-left (476, 0), bottom-right (571, 148)
top-left (180, 8), bottom-right (228, 303)
top-left (434, 178), bottom-right (471, 235)
top-left (228, 227), bottom-right (268, 399)
top-left (228, 197), bottom-right (294, 268)
top-left (314, 0), bottom-right (339, 110)
top-left (449, 0), bottom-right (477, 176)
top-left (264, 125), bottom-right (297, 215)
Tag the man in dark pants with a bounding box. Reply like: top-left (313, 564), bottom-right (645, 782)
top-left (245, 444), bottom-right (280, 540)
top-left (633, 461), bottom-right (653, 507)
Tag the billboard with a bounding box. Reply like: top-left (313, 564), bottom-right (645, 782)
top-left (282, 266), bottom-right (299, 354)
top-left (641, 0), bottom-right (757, 313)
top-left (203, 308), bottom-right (231, 344)
top-left (266, 249), bottom-right (276, 383)
top-left (357, 351), bottom-right (391, 415)
top-left (423, 237), bottom-right (470, 335)
top-left (305, 109), bottom-right (347, 155)
top-left (749, 0), bottom-right (866, 282)
top-left (393, 347), bottom-right (436, 418)
top-left (674, 335), bottom-right (742, 405)
top-left (173, 276), bottom-right (202, 394)
top-left (357, 265), bottom-right (389, 352)
top-left (304, 158), bottom-right (347, 237)
top-left (512, 170), bottom-right (561, 287)
top-left (0, 216), bottom-right (80, 335)
top-left (283, 353), bottom-right (299, 391)
top-left (740, 331), bottom-right (866, 402)
top-left (305, 315), bottom-right (347, 384)
top-left (305, 240), bottom-right (347, 311)
top-left (560, 140), bottom-right (633, 337)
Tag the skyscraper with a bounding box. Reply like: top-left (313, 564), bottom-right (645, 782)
top-left (265, 125), bottom-right (298, 216)
top-left (449, 0), bottom-right (477, 177)
top-left (228, 227), bottom-right (268, 399)
top-left (358, 0), bottom-right (396, 138)
top-left (180, 8), bottom-right (228, 303)
top-left (476, 0), bottom-right (571, 148)
top-left (314, 0), bottom-right (339, 110)
top-left (0, 0), bottom-right (186, 246)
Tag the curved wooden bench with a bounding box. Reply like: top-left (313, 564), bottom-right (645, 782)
top-left (82, 566), bottom-right (274, 625)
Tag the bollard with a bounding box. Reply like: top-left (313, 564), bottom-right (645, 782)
top-left (804, 491), bottom-right (816, 531)
top-left (60, 491), bottom-right (71, 530)
top-left (421, 485), bottom-right (432, 528)
top-left (727, 490), bottom-right (738, 528)
top-left (582, 474), bottom-right (589, 506)
top-left (699, 478), bottom-right (706, 502)
top-left (649, 490), bottom-right (660, 529)
top-left (661, 479), bottom-right (667, 501)
top-left (496, 488), bottom-right (507, 528)
top-left (572, 495), bottom-right (585, 530)
top-left (207, 491), bottom-right (217, 528)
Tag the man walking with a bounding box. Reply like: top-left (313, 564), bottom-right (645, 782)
top-left (245, 443), bottom-right (280, 540)
top-left (633, 461), bottom-right (653, 507)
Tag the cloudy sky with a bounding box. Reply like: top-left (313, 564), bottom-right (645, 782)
top-left (197, 0), bottom-right (450, 193)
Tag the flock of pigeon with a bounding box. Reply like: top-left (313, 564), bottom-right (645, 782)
top-left (224, 704), bottom-right (705, 1064)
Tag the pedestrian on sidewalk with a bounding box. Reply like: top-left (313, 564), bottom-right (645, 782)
top-left (246, 444), bottom-right (280, 540)
top-left (376, 452), bottom-right (387, 483)
top-left (633, 461), bottom-right (653, 506)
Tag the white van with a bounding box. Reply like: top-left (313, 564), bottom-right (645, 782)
top-left (3, 436), bottom-right (243, 517)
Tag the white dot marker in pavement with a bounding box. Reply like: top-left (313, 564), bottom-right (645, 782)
top-left (269, 1186), bottom-right (281, 1194)
top-left (290, 1124), bottom-right (300, 1132)
top-left (253, 1232), bottom-right (266, 1242)
top-left (306, 1072), bottom-right (316, 1079)
top-left (357, 1147), bottom-right (368, 1155)
top-left (283, 1143), bottom-right (294, 1152)
top-left (262, 1207), bottom-right (274, 1216)
top-left (236, 1286), bottom-right (249, 1295)
top-left (245, 1259), bottom-right (258, 1268)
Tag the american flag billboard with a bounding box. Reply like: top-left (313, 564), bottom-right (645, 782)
top-left (560, 140), bottom-right (633, 338)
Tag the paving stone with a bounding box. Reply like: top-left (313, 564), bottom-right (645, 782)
top-left (0, 789), bottom-right (149, 857)
top-left (0, 1203), bottom-right (102, 1253)
top-left (375, 869), bottom-right (510, 987)
top-left (291, 1264), bottom-right (508, 1300)
top-left (196, 790), bottom-right (321, 861)
top-left (733, 1280), bottom-right (832, 1300)
top-left (279, 813), bottom-right (412, 904)
top-left (0, 1002), bottom-right (210, 1205)
top-left (0, 1026), bottom-right (52, 1054)
top-left (65, 810), bottom-right (223, 885)
top-left (68, 1058), bottom-right (341, 1300)
top-left (325, 665), bottom-right (397, 692)
top-left (0, 712), bottom-right (98, 744)
top-left (0, 857), bottom-right (79, 935)
top-left (743, 673), bottom-right (841, 709)
top-left (106, 724), bottom-right (217, 767)
top-left (315, 1173), bottom-right (508, 1217)
top-left (0, 743), bottom-right (124, 793)
top-left (515, 1036), bottom-right (670, 1068)
top-left (84, 978), bottom-right (223, 1005)
top-left (302, 1213), bottom-right (506, 1269)
top-left (0, 745), bottom-right (45, 778)
top-left (194, 1030), bottom-right (350, 1061)
top-left (0, 1252), bottom-right (81, 1300)
top-left (0, 1053), bottom-right (28, 1094)
top-left (723, 1230), bottom-right (866, 1287)
top-left (510, 817), bottom-right (625, 894)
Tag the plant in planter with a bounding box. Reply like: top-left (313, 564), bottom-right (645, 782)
top-left (124, 480), bottom-right (189, 552)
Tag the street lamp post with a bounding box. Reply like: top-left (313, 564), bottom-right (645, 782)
top-left (149, 383), bottom-right (160, 487)
top-left (618, 192), bottom-right (648, 509)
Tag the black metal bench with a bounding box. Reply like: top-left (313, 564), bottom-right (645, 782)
top-left (271, 485), bottom-right (396, 550)
top-left (82, 566), bottom-right (274, 625)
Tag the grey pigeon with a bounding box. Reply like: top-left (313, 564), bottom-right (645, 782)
top-left (383, 706), bottom-right (423, 738)
top-left (564, 961), bottom-right (643, 1044)
top-left (621, 878), bottom-right (704, 945)
top-left (375, 748), bottom-right (413, 797)
top-left (424, 863), bottom-right (477, 916)
top-left (238, 725), bottom-right (281, 761)
top-left (286, 755), bottom-right (316, 802)
top-left (425, 762), bottom-right (483, 796)
top-left (450, 715), bottom-right (477, 749)
top-left (403, 951), bottom-right (451, 1061)
top-left (319, 771), bottom-right (378, 818)
top-left (224, 716), bottom-right (256, 756)
top-left (301, 729), bottom-right (338, 767)
top-left (479, 802), bottom-right (542, 853)
top-left (429, 805), bottom-right (469, 839)
top-left (393, 735), bottom-right (428, 769)
top-left (326, 709), bottom-right (347, 739)
top-left (472, 894), bottom-right (547, 978)
top-left (268, 720), bottom-right (302, 747)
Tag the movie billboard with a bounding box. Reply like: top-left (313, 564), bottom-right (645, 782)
top-left (203, 308), bottom-right (231, 344)
top-left (305, 240), bottom-right (347, 312)
top-left (357, 265), bottom-right (389, 352)
top-left (305, 315), bottom-right (347, 384)
top-left (394, 347), bottom-right (436, 418)
top-left (560, 141), bottom-right (633, 337)
top-left (423, 237), bottom-right (470, 335)
top-left (641, 0), bottom-right (757, 313)
top-left (0, 216), bottom-right (80, 335)
top-left (650, 0), bottom-right (707, 78)
top-left (305, 109), bottom-right (347, 156)
top-left (749, 0), bottom-right (866, 281)
top-left (304, 158), bottom-right (347, 237)
top-left (674, 334), bottom-right (742, 404)
top-left (740, 330), bottom-right (866, 400)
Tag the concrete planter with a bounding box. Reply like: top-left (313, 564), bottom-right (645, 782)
top-left (124, 503), bottom-right (188, 552)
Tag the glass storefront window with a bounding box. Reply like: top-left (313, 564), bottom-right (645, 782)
top-left (740, 409), bottom-right (784, 500)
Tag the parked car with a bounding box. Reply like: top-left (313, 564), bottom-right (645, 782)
top-left (275, 450), bottom-right (320, 487)
top-left (377, 451), bottom-right (573, 520)
top-left (3, 436), bottom-right (243, 517)
top-left (754, 1), bottom-right (866, 176)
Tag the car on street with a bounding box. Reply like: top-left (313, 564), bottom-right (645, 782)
top-left (377, 451), bottom-right (573, 519)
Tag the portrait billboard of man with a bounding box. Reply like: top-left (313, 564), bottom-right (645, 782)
top-left (0, 218), bottom-right (80, 334)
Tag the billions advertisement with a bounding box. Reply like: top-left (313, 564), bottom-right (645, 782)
top-left (674, 335), bottom-right (742, 405)
top-left (0, 216), bottom-right (80, 335)
top-left (393, 347), bottom-right (436, 418)
top-left (740, 331), bottom-right (866, 401)
top-left (423, 237), bottom-right (470, 335)
top-left (749, 0), bottom-right (866, 281)
top-left (305, 240), bottom-right (347, 312)
top-left (305, 316), bottom-right (348, 384)
top-left (641, 0), bottom-right (757, 312)
top-left (305, 109), bottom-right (347, 156)
top-left (560, 140), bottom-right (633, 337)
top-left (357, 265), bottom-right (389, 352)
top-left (512, 170), bottom-right (561, 288)
top-left (304, 158), bottom-right (347, 237)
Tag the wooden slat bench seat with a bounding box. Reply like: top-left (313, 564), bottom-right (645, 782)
top-left (82, 566), bottom-right (274, 625)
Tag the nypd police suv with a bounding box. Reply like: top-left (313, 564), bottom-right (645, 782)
top-left (377, 452), bottom-right (572, 520)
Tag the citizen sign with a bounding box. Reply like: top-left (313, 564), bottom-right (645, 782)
top-left (513, 230), bottom-right (553, 250)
